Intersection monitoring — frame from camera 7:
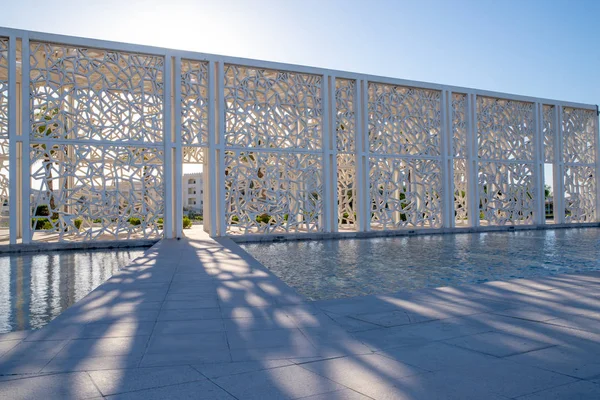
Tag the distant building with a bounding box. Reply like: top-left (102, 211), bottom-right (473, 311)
top-left (183, 173), bottom-right (204, 213)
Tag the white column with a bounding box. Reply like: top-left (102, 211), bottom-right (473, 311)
top-left (215, 61), bottom-right (227, 236)
top-left (357, 79), bottom-right (370, 232)
top-left (8, 36), bottom-right (16, 244)
top-left (321, 74), bottom-right (333, 233)
top-left (554, 105), bottom-right (565, 224)
top-left (206, 61), bottom-right (218, 237)
top-left (163, 53), bottom-right (173, 238)
top-left (594, 105), bottom-right (600, 222)
top-left (173, 57), bottom-right (183, 238)
top-left (441, 90), bottom-right (453, 228)
top-left (21, 35), bottom-right (31, 244)
top-left (466, 93), bottom-right (479, 227)
top-left (534, 102), bottom-right (545, 225)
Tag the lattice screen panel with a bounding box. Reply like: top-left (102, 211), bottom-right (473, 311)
top-left (181, 59), bottom-right (209, 146)
top-left (224, 65), bottom-right (322, 150)
top-left (30, 144), bottom-right (163, 241)
top-left (0, 38), bottom-right (8, 241)
top-left (224, 151), bottom-right (323, 234)
top-left (369, 157), bottom-right (442, 229)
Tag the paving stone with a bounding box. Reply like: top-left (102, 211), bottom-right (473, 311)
top-left (517, 381), bottom-right (600, 400)
top-left (378, 341), bottom-right (498, 371)
top-left (139, 349), bottom-right (231, 367)
top-left (1, 339), bottom-right (68, 360)
top-left (146, 332), bottom-right (229, 354)
top-left (54, 336), bottom-right (150, 359)
top-left (443, 331), bottom-right (556, 357)
top-left (193, 360), bottom-right (294, 378)
top-left (352, 326), bottom-right (432, 351)
top-left (105, 379), bottom-right (235, 399)
top-left (89, 365), bottom-right (205, 396)
top-left (153, 319), bottom-right (224, 334)
top-left (226, 328), bottom-right (315, 350)
top-left (214, 364), bottom-right (344, 400)
top-left (0, 372), bottom-right (102, 400)
top-left (297, 389), bottom-right (371, 399)
top-left (0, 331), bottom-right (29, 342)
top-left (507, 345), bottom-right (600, 379)
top-left (42, 355), bottom-right (143, 373)
top-left (157, 307), bottom-right (221, 321)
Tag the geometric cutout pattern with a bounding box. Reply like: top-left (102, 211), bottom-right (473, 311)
top-left (562, 107), bottom-right (596, 165)
top-left (453, 159), bottom-right (468, 224)
top-left (543, 105), bottom-right (555, 163)
top-left (224, 151), bottom-right (323, 234)
top-left (452, 93), bottom-right (468, 158)
top-left (183, 146), bottom-right (205, 164)
top-left (564, 165), bottom-right (596, 223)
top-left (369, 157), bottom-right (442, 229)
top-left (337, 154), bottom-right (356, 229)
top-left (30, 144), bottom-right (164, 241)
top-left (335, 78), bottom-right (355, 153)
top-left (368, 83), bottom-right (441, 156)
top-left (478, 162), bottom-right (535, 225)
top-left (224, 65), bottom-right (322, 150)
top-left (30, 42), bottom-right (164, 143)
top-left (181, 59), bottom-right (209, 146)
top-left (477, 97), bottom-right (535, 161)
top-left (0, 38), bottom-right (8, 240)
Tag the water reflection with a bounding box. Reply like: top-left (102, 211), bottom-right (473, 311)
top-left (241, 228), bottom-right (600, 300)
top-left (0, 249), bottom-right (145, 333)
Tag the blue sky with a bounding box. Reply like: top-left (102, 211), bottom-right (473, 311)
top-left (1, 0), bottom-right (598, 106)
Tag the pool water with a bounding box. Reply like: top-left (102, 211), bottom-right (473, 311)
top-left (0, 248), bottom-right (146, 333)
top-left (240, 228), bottom-right (600, 301)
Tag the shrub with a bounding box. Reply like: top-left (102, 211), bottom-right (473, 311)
top-left (35, 205), bottom-right (49, 216)
top-left (41, 221), bottom-right (53, 230)
top-left (74, 219), bottom-right (82, 230)
top-left (32, 218), bottom-right (49, 230)
top-left (156, 218), bottom-right (164, 229)
top-left (231, 215), bottom-right (239, 223)
top-left (183, 216), bottom-right (192, 229)
top-left (256, 213), bottom-right (271, 224)
top-left (128, 217), bottom-right (142, 226)
top-left (92, 218), bottom-right (102, 223)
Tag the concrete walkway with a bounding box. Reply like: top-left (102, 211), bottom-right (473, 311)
top-left (1, 232), bottom-right (600, 399)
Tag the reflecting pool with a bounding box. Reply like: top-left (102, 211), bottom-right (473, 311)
top-left (0, 248), bottom-right (146, 333)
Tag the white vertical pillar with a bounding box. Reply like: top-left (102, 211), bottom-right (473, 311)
top-left (594, 105), bottom-right (600, 222)
top-left (163, 53), bottom-right (173, 238)
top-left (321, 74), bottom-right (332, 233)
top-left (357, 79), bottom-right (370, 232)
top-left (441, 90), bottom-right (453, 228)
top-left (173, 56), bottom-right (183, 238)
top-left (328, 75), bottom-right (338, 232)
top-left (206, 61), bottom-right (218, 237)
top-left (21, 35), bottom-right (30, 244)
top-left (554, 105), bottom-right (565, 224)
top-left (534, 102), bottom-right (545, 225)
top-left (466, 93), bottom-right (479, 227)
top-left (215, 61), bottom-right (226, 236)
top-left (8, 36), bottom-right (16, 244)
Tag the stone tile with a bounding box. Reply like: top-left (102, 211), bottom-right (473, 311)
top-left (157, 307), bottom-right (221, 321)
top-left (517, 381), bottom-right (600, 400)
top-left (105, 379), bottom-right (235, 399)
top-left (507, 345), bottom-right (600, 379)
top-left (323, 312), bottom-right (381, 332)
top-left (349, 310), bottom-right (412, 327)
top-left (299, 354), bottom-right (427, 399)
top-left (222, 314), bottom-right (297, 331)
top-left (0, 331), bottom-right (29, 342)
top-left (42, 355), bottom-right (143, 373)
top-left (443, 331), bottom-right (556, 357)
top-left (545, 315), bottom-right (600, 333)
top-left (89, 365), bottom-right (205, 396)
top-left (161, 299), bottom-right (220, 309)
top-left (139, 349), bottom-right (231, 367)
top-left (378, 342), bottom-right (497, 372)
top-left (297, 389), bottom-right (371, 399)
top-left (1, 339), bottom-right (68, 360)
top-left (435, 358), bottom-right (576, 398)
top-left (146, 332), bottom-right (229, 354)
top-left (0, 358), bottom-right (52, 375)
top-left (214, 364), bottom-right (343, 400)
top-left (230, 345), bottom-right (321, 362)
top-left (193, 360), bottom-right (294, 378)
top-left (226, 328), bottom-right (314, 350)
top-left (54, 336), bottom-right (150, 359)
top-left (0, 340), bottom-right (21, 357)
top-left (352, 326), bottom-right (431, 351)
top-left (153, 319), bottom-right (224, 334)
top-left (0, 372), bottom-right (102, 400)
